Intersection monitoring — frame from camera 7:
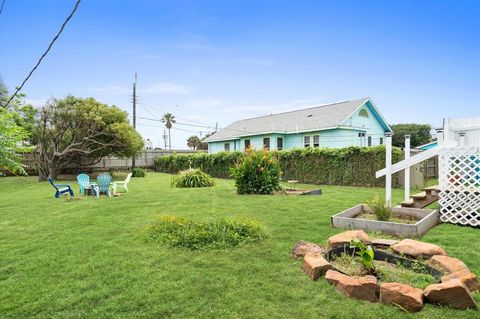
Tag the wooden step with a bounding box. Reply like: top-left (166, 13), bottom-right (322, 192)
top-left (400, 199), bottom-right (414, 208)
top-left (412, 192), bottom-right (427, 200)
top-left (423, 185), bottom-right (440, 195)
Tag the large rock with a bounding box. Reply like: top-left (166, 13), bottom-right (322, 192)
top-left (423, 279), bottom-right (477, 309)
top-left (302, 252), bottom-right (332, 280)
top-left (291, 240), bottom-right (325, 259)
top-left (327, 230), bottom-right (370, 248)
top-left (380, 283), bottom-right (424, 312)
top-left (371, 238), bottom-right (399, 249)
top-left (325, 270), bottom-right (377, 302)
top-left (442, 269), bottom-right (480, 292)
top-left (391, 239), bottom-right (447, 258)
top-left (429, 255), bottom-right (469, 274)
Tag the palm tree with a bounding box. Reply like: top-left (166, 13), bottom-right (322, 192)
top-left (161, 113), bottom-right (176, 151)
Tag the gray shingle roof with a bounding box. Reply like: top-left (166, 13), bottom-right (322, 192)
top-left (204, 98), bottom-right (371, 142)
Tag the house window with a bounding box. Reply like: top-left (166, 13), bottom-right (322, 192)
top-left (244, 139), bottom-right (250, 150)
top-left (263, 137), bottom-right (270, 150)
top-left (304, 136), bottom-right (311, 147)
top-left (379, 137), bottom-right (383, 145)
top-left (368, 136), bottom-right (372, 146)
top-left (224, 143), bottom-right (230, 151)
top-left (313, 135), bottom-right (320, 148)
top-left (277, 137), bottom-right (284, 150)
top-left (358, 132), bottom-right (365, 138)
top-left (359, 109), bottom-right (369, 118)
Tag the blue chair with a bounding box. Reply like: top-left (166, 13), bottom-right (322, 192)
top-left (76, 173), bottom-right (90, 195)
top-left (95, 173), bottom-right (112, 198)
top-left (48, 177), bottom-right (74, 198)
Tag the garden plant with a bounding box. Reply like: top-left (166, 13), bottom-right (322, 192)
top-left (230, 147), bottom-right (282, 194)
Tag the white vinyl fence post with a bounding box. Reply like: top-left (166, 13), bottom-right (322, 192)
top-left (385, 132), bottom-right (393, 207)
top-left (458, 132), bottom-right (466, 147)
top-left (404, 135), bottom-right (411, 202)
top-left (436, 129), bottom-right (444, 145)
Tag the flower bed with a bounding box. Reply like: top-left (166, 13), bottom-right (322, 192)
top-left (292, 231), bottom-right (479, 312)
top-left (331, 204), bottom-right (439, 238)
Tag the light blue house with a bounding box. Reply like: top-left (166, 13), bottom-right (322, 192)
top-left (204, 98), bottom-right (392, 153)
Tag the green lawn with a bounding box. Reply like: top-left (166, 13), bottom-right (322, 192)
top-left (1, 174), bottom-right (479, 319)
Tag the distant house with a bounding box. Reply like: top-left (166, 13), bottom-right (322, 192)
top-left (204, 97), bottom-right (392, 153)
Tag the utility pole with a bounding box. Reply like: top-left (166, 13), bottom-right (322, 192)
top-left (162, 129), bottom-right (168, 150)
top-left (215, 122), bottom-right (218, 133)
top-left (132, 73), bottom-right (137, 168)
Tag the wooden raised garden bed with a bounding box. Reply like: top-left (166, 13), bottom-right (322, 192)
top-left (331, 204), bottom-right (439, 238)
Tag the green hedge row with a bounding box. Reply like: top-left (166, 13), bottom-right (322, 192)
top-left (154, 146), bottom-right (403, 187)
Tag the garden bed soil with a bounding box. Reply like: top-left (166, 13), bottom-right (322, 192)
top-left (356, 211), bottom-right (417, 224)
top-left (326, 246), bottom-right (441, 289)
top-left (331, 204), bottom-right (439, 238)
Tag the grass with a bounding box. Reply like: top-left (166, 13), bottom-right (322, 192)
top-left (144, 215), bottom-right (266, 250)
top-left (1, 173), bottom-right (479, 318)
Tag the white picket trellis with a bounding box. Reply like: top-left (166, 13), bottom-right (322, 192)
top-left (437, 117), bottom-right (480, 226)
top-left (438, 146), bottom-right (480, 226)
top-left (377, 116), bottom-right (480, 227)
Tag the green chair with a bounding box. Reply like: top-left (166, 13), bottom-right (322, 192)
top-left (76, 173), bottom-right (90, 195)
top-left (95, 173), bottom-right (112, 198)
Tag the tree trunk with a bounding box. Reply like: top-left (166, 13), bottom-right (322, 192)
top-left (168, 128), bottom-right (172, 151)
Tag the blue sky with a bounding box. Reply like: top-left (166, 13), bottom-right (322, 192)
top-left (1, 0), bottom-right (479, 148)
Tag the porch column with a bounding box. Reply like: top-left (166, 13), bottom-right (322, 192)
top-left (385, 132), bottom-right (393, 207)
top-left (404, 135), bottom-right (411, 202)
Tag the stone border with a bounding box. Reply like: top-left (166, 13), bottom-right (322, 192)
top-left (331, 204), bottom-right (439, 238)
top-left (292, 231), bottom-right (478, 312)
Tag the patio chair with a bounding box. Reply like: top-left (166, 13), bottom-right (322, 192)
top-left (76, 173), bottom-right (90, 195)
top-left (48, 177), bottom-right (74, 198)
top-left (95, 173), bottom-right (112, 198)
top-left (112, 173), bottom-right (132, 194)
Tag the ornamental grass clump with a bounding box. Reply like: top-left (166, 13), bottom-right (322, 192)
top-left (170, 168), bottom-right (215, 188)
top-left (366, 196), bottom-right (392, 221)
top-left (230, 147), bottom-right (282, 194)
top-left (144, 215), bottom-right (267, 250)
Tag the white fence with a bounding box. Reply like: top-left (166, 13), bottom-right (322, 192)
top-left (17, 150), bottom-right (206, 174)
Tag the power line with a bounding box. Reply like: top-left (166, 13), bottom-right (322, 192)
top-left (138, 116), bottom-right (212, 129)
top-left (0, 0), bottom-right (6, 16)
top-left (137, 102), bottom-right (215, 128)
top-left (3, 0), bottom-right (82, 108)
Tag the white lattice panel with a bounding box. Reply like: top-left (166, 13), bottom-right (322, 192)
top-left (439, 146), bottom-right (480, 226)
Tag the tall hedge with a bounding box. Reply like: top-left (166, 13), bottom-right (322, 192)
top-left (154, 146), bottom-right (403, 187)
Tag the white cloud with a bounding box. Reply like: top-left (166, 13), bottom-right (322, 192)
top-left (24, 97), bottom-right (51, 107)
top-left (89, 85), bottom-right (130, 95)
top-left (236, 58), bottom-right (276, 66)
top-left (90, 82), bottom-right (191, 96)
top-left (140, 83), bottom-right (191, 95)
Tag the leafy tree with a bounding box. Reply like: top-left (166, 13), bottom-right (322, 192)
top-left (391, 124), bottom-right (432, 148)
top-left (33, 96), bottom-right (144, 180)
top-left (161, 113), bottom-right (176, 151)
top-left (0, 110), bottom-right (32, 175)
top-left (0, 76), bottom-right (8, 107)
top-left (186, 135), bottom-right (207, 150)
top-left (0, 76), bottom-right (37, 138)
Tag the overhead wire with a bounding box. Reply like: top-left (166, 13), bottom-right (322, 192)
top-left (3, 0), bottom-right (82, 108)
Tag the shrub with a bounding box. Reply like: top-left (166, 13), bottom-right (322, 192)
top-left (154, 146), bottom-right (403, 187)
top-left (366, 196), bottom-right (392, 221)
top-left (132, 167), bottom-right (146, 177)
top-left (230, 148), bottom-right (282, 194)
top-left (144, 215), bottom-right (267, 250)
top-left (170, 168), bottom-right (215, 188)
